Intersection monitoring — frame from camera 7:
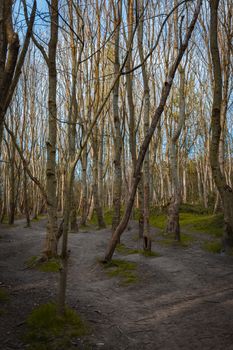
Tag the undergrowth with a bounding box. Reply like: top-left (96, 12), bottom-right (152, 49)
top-left (150, 211), bottom-right (224, 238)
top-left (24, 303), bottom-right (89, 350)
top-left (157, 233), bottom-right (195, 248)
top-left (0, 287), bottom-right (9, 302)
top-left (102, 259), bottom-right (138, 285)
top-left (116, 243), bottom-right (160, 257)
top-left (202, 240), bottom-right (222, 254)
top-left (0, 287), bottom-right (10, 316)
top-left (26, 256), bottom-right (61, 272)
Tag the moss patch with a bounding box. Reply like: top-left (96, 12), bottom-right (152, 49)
top-left (0, 287), bottom-right (9, 302)
top-left (139, 250), bottom-right (160, 257)
top-left (158, 233), bottom-right (195, 248)
top-left (24, 303), bottom-right (89, 350)
top-left (179, 213), bottom-right (223, 237)
top-left (150, 215), bottom-right (166, 230)
top-left (116, 243), bottom-right (160, 258)
top-left (116, 243), bottom-right (138, 255)
top-left (150, 211), bottom-right (224, 238)
top-left (26, 256), bottom-right (61, 273)
top-left (202, 240), bottom-right (223, 254)
top-left (102, 259), bottom-right (138, 285)
top-left (0, 287), bottom-right (10, 316)
top-left (31, 215), bottom-right (46, 222)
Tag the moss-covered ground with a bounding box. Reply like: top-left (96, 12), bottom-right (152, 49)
top-left (26, 256), bottom-right (61, 272)
top-left (24, 303), bottom-right (89, 350)
top-left (102, 259), bottom-right (138, 285)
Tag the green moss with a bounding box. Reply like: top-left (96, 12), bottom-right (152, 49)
top-left (150, 210), bottom-right (224, 238)
top-left (150, 215), bottom-right (166, 230)
top-left (181, 213), bottom-right (224, 237)
top-left (202, 240), bottom-right (222, 254)
top-left (89, 209), bottom-right (113, 227)
top-left (24, 303), bottom-right (89, 350)
top-left (31, 214), bottom-right (46, 222)
top-left (139, 250), bottom-right (160, 257)
top-left (116, 243), bottom-right (139, 255)
top-left (102, 259), bottom-right (138, 285)
top-left (26, 256), bottom-right (61, 273)
top-left (0, 287), bottom-right (9, 302)
top-left (103, 209), bottom-right (114, 226)
top-left (179, 203), bottom-right (210, 215)
top-left (0, 287), bottom-right (10, 316)
top-left (158, 233), bottom-right (195, 248)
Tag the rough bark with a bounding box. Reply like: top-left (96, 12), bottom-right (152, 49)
top-left (138, 0), bottom-right (151, 251)
top-left (209, 0), bottom-right (233, 250)
top-left (112, 1), bottom-right (122, 234)
top-left (43, 0), bottom-right (59, 258)
top-left (166, 67), bottom-right (185, 240)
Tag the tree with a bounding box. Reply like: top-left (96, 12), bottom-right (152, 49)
top-left (104, 0), bottom-right (202, 262)
top-left (209, 0), bottom-right (233, 250)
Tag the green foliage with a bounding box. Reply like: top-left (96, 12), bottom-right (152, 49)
top-left (202, 240), bottom-right (222, 254)
top-left (26, 256), bottom-right (61, 273)
top-left (24, 303), bottom-right (89, 350)
top-left (102, 259), bottom-right (138, 285)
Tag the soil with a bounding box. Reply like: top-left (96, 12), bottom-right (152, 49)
top-left (0, 218), bottom-right (233, 350)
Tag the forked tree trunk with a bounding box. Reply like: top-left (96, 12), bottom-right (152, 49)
top-left (209, 0), bottom-right (233, 250)
top-left (104, 0), bottom-right (202, 262)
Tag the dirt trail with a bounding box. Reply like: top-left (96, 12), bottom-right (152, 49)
top-left (0, 219), bottom-right (233, 349)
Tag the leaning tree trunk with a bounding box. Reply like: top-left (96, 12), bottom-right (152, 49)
top-left (209, 0), bottom-right (233, 250)
top-left (104, 0), bottom-right (202, 262)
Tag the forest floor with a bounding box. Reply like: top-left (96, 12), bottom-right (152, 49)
top-left (0, 217), bottom-right (233, 350)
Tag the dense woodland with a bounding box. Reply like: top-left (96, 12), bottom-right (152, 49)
top-left (0, 0), bottom-right (233, 324)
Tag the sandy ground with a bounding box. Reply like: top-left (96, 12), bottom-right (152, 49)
top-left (0, 218), bottom-right (233, 349)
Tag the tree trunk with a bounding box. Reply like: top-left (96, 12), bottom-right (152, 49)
top-left (166, 67), bottom-right (185, 240)
top-left (43, 0), bottom-right (59, 258)
top-left (112, 1), bottom-right (122, 235)
top-left (138, 0), bottom-right (151, 251)
top-left (209, 0), bottom-right (233, 250)
top-left (23, 169), bottom-right (31, 227)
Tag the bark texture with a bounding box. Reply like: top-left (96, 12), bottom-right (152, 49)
top-left (209, 0), bottom-right (233, 250)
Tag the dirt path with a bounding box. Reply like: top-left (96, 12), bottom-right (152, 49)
top-left (0, 219), bottom-right (233, 349)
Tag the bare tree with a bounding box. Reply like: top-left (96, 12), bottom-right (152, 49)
top-left (209, 0), bottom-right (233, 250)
